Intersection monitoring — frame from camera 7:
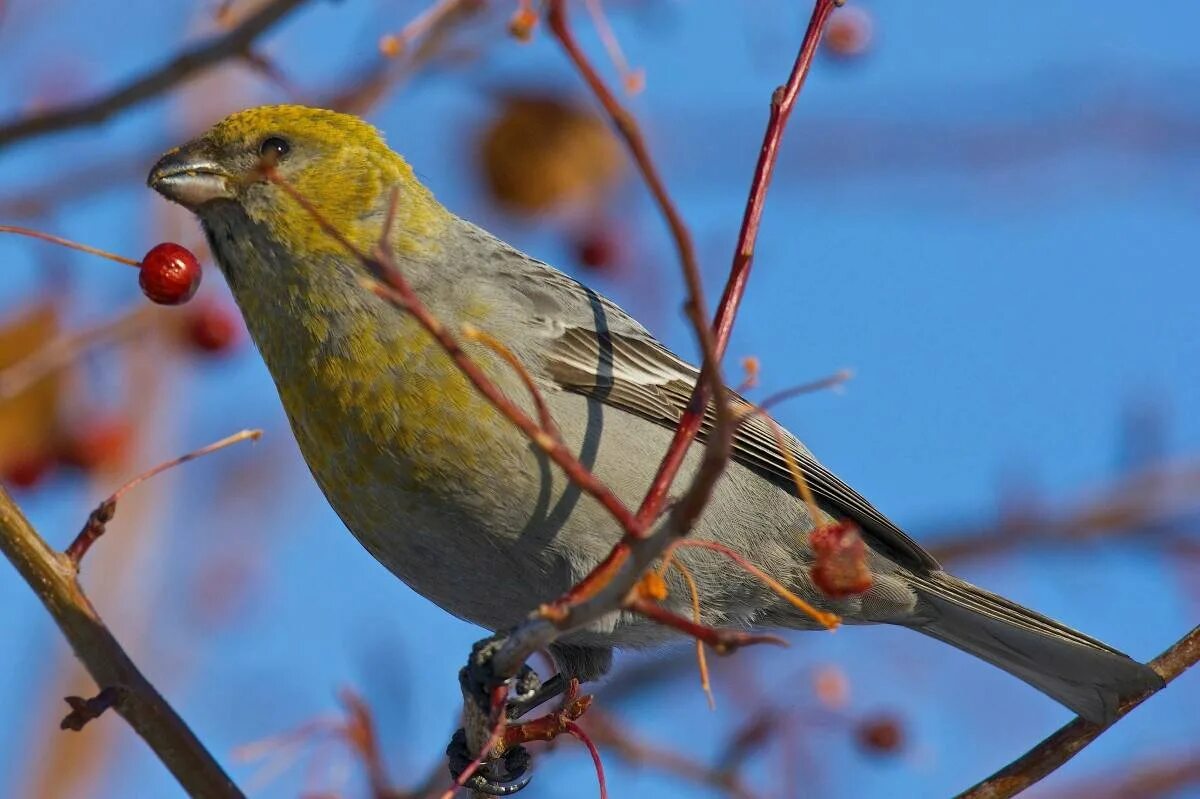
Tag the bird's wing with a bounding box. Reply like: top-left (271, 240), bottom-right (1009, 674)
top-left (468, 221), bottom-right (940, 571)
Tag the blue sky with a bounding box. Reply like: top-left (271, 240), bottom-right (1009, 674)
top-left (1, 1), bottom-right (1198, 797)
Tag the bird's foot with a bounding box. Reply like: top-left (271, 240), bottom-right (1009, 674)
top-left (447, 635), bottom-right (540, 795)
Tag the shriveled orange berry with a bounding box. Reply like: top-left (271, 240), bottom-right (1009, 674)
top-left (139, 243), bottom-right (201, 305)
top-left (509, 8), bottom-right (537, 41)
top-left (379, 34), bottom-right (402, 58)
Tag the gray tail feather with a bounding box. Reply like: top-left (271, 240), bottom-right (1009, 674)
top-left (907, 572), bottom-right (1163, 723)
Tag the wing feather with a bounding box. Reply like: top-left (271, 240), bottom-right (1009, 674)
top-left (545, 326), bottom-right (941, 572)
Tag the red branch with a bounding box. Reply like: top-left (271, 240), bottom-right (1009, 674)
top-left (543, 0), bottom-right (729, 533)
top-left (637, 0), bottom-right (844, 523)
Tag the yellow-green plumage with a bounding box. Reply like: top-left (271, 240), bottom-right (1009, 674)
top-left (207, 105), bottom-right (452, 257)
top-left (182, 106), bottom-right (519, 512)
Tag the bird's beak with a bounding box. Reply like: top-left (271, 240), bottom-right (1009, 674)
top-left (148, 142), bottom-right (235, 209)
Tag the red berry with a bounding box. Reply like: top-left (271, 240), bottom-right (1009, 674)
top-left (58, 418), bottom-right (133, 472)
top-left (824, 7), bottom-right (873, 59)
top-left (139, 242), bottom-right (201, 305)
top-left (855, 715), bottom-right (904, 755)
top-left (574, 225), bottom-right (620, 272)
top-left (3, 452), bottom-right (53, 490)
top-left (184, 302), bottom-right (240, 355)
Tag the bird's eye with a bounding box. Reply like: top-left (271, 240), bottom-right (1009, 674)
top-left (258, 136), bottom-right (290, 162)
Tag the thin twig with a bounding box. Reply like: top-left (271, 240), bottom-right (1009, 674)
top-left (65, 429), bottom-right (262, 567)
top-left (0, 0), bottom-right (311, 150)
top-left (658, 556), bottom-right (714, 708)
top-left (627, 598), bottom-right (787, 653)
top-left (0, 224), bottom-right (140, 266)
top-left (565, 719), bottom-right (609, 799)
top-left (632, 0), bottom-right (844, 525)
top-left (543, 0), bottom-right (729, 533)
top-left (460, 322), bottom-right (560, 439)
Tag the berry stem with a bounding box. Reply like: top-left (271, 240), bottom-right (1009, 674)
top-left (0, 225), bottom-right (140, 267)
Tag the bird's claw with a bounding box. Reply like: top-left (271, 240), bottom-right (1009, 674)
top-left (447, 728), bottom-right (533, 795)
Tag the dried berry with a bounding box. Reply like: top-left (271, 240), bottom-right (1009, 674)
top-left (810, 521), bottom-right (873, 598)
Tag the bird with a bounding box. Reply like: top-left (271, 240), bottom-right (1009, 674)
top-left (149, 105), bottom-right (1161, 725)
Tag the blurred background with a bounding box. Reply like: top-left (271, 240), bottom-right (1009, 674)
top-left (1, 1), bottom-right (1198, 797)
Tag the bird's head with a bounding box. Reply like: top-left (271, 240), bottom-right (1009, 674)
top-left (148, 105), bottom-right (449, 257)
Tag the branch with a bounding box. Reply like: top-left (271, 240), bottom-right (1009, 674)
top-left (634, 0), bottom-right (844, 523)
top-left (954, 624), bottom-right (1200, 799)
top-left (0, 488), bottom-right (244, 797)
top-left (543, 0), bottom-right (729, 529)
top-left (0, 0), bottom-right (312, 151)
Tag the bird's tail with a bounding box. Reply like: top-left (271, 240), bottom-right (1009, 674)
top-left (905, 572), bottom-right (1162, 723)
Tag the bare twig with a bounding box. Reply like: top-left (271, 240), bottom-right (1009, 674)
top-left (460, 322), bottom-right (560, 439)
top-left (60, 686), bottom-right (124, 731)
top-left (671, 540), bottom-right (839, 629)
top-left (0, 0), bottom-right (311, 150)
top-left (565, 719), bottom-right (608, 799)
top-left (628, 598), bottom-right (787, 653)
top-left (543, 0), bottom-right (728, 531)
top-left (0, 488), bottom-right (244, 797)
top-left (65, 429), bottom-right (262, 566)
top-left (955, 624), bottom-right (1200, 799)
top-left (0, 224), bottom-right (140, 266)
top-left (633, 0), bottom-right (845, 523)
